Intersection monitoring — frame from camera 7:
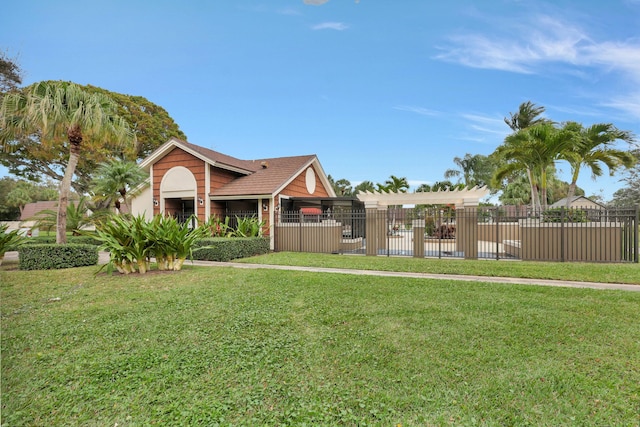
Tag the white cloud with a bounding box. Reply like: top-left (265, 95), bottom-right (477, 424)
top-left (304, 0), bottom-right (330, 5)
top-left (435, 14), bottom-right (640, 119)
top-left (278, 7), bottom-right (301, 16)
top-left (311, 22), bottom-right (349, 31)
top-left (393, 105), bottom-right (441, 117)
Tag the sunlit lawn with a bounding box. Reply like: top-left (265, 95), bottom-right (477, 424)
top-left (2, 260), bottom-right (639, 426)
top-left (237, 252), bottom-right (640, 285)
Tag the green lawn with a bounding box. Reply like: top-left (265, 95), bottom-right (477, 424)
top-left (237, 252), bottom-right (640, 285)
top-left (2, 258), bottom-right (640, 426)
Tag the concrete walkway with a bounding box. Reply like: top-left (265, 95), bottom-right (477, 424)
top-left (4, 251), bottom-right (638, 292)
top-left (190, 259), bottom-right (640, 292)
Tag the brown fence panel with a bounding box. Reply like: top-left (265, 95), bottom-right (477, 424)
top-left (272, 206), bottom-right (638, 263)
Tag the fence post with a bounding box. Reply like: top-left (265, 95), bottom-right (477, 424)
top-left (413, 218), bottom-right (425, 258)
top-left (633, 205), bottom-right (640, 264)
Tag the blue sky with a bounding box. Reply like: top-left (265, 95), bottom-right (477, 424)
top-left (2, 0), bottom-right (639, 202)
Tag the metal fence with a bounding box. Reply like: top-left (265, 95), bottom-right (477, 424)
top-left (273, 206), bottom-right (639, 263)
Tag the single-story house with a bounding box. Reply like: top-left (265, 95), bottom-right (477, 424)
top-left (131, 137), bottom-right (336, 247)
top-left (549, 196), bottom-right (605, 210)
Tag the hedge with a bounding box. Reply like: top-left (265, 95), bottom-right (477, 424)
top-left (19, 244), bottom-right (99, 270)
top-left (192, 237), bottom-right (270, 262)
top-left (22, 235), bottom-right (102, 246)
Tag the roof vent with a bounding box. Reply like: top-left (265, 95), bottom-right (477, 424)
top-left (261, 161), bottom-right (269, 169)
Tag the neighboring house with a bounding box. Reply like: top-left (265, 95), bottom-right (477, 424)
top-left (131, 137), bottom-right (336, 246)
top-left (549, 196), bottom-right (605, 210)
top-left (17, 200), bottom-right (58, 234)
top-left (20, 201), bottom-right (58, 222)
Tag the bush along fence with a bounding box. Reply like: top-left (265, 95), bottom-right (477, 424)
top-left (273, 206), bottom-right (639, 263)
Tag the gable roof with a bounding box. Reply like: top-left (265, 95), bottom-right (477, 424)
top-left (549, 196), bottom-right (605, 208)
top-left (20, 201), bottom-right (57, 221)
top-left (140, 137), bottom-right (258, 174)
top-left (211, 155), bottom-right (317, 197)
top-left (141, 137), bottom-right (336, 198)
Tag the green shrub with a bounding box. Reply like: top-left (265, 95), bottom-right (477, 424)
top-left (69, 235), bottom-right (102, 246)
top-left (22, 236), bottom-right (57, 245)
top-left (542, 208), bottom-right (588, 223)
top-left (18, 244), bottom-right (99, 270)
top-left (192, 237), bottom-right (270, 262)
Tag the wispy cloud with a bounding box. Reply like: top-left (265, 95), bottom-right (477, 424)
top-left (460, 113), bottom-right (510, 137)
top-left (435, 14), bottom-right (640, 119)
top-left (304, 0), bottom-right (330, 5)
top-left (311, 22), bottom-right (349, 31)
top-left (435, 15), bottom-right (595, 74)
top-left (278, 7), bottom-right (301, 16)
top-left (393, 105), bottom-right (441, 117)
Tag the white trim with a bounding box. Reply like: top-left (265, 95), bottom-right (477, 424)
top-left (356, 186), bottom-right (490, 208)
top-left (210, 194), bottom-right (272, 201)
top-left (272, 157), bottom-right (336, 198)
top-left (140, 137), bottom-right (253, 175)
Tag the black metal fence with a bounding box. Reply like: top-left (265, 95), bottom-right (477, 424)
top-left (273, 206), bottom-right (639, 263)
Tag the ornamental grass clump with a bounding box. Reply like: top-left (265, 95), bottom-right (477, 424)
top-left (94, 213), bottom-right (208, 274)
top-left (149, 214), bottom-right (207, 271)
top-left (94, 214), bottom-right (153, 274)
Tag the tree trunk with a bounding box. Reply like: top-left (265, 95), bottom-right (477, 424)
top-left (566, 182), bottom-right (577, 209)
top-left (57, 125), bottom-right (82, 244)
top-left (526, 169), bottom-right (541, 213)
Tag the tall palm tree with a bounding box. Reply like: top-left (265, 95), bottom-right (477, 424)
top-left (494, 123), bottom-right (573, 211)
top-left (443, 153), bottom-right (494, 187)
top-left (0, 81), bottom-right (134, 243)
top-left (91, 159), bottom-right (148, 213)
top-left (500, 102), bottom-right (551, 209)
top-left (504, 101), bottom-right (549, 132)
top-left (444, 154), bottom-right (475, 186)
top-left (559, 122), bottom-right (635, 208)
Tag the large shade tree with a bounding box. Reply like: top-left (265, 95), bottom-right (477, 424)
top-left (0, 81), bottom-right (135, 243)
top-left (0, 84), bottom-right (186, 195)
top-left (559, 122), bottom-right (636, 208)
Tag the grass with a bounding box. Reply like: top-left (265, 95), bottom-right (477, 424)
top-left (2, 260), bottom-right (640, 426)
top-left (236, 252), bottom-right (640, 285)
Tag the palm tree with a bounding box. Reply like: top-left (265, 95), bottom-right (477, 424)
top-left (383, 175), bottom-right (409, 193)
top-left (559, 122), bottom-right (636, 208)
top-left (354, 180), bottom-right (375, 194)
top-left (494, 123), bottom-right (573, 211)
top-left (504, 101), bottom-right (549, 132)
top-left (443, 153), bottom-right (494, 187)
top-left (415, 183), bottom-right (432, 192)
top-left (0, 81), bottom-right (134, 243)
top-left (333, 178), bottom-right (353, 197)
top-left (32, 196), bottom-right (93, 236)
top-left (499, 102), bottom-right (551, 210)
top-left (91, 159), bottom-right (148, 213)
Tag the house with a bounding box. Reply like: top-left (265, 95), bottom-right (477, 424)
top-left (19, 200), bottom-right (57, 222)
top-left (131, 137), bottom-right (336, 247)
top-left (549, 196), bottom-right (605, 210)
